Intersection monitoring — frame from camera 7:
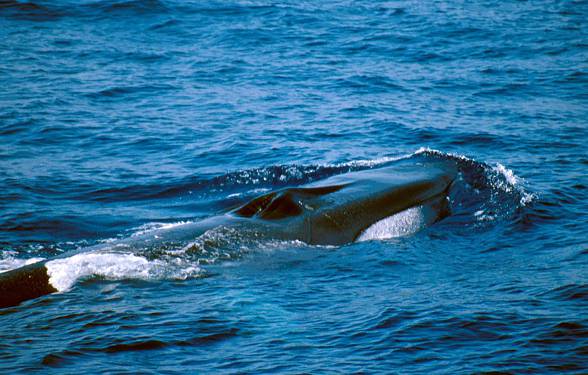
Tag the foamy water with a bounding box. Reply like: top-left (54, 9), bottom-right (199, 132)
top-left (46, 253), bottom-right (201, 292)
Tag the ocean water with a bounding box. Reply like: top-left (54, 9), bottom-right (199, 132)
top-left (1, 0), bottom-right (587, 373)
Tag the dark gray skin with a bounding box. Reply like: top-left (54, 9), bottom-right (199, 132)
top-left (0, 158), bottom-right (457, 308)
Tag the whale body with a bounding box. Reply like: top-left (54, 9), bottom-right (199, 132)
top-left (0, 157), bottom-right (456, 308)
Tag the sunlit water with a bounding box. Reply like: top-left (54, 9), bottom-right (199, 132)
top-left (1, 0), bottom-right (587, 373)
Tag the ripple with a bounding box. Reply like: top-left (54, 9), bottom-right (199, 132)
top-left (546, 284), bottom-right (588, 302)
top-left (104, 339), bottom-right (167, 353)
top-left (86, 84), bottom-right (176, 100)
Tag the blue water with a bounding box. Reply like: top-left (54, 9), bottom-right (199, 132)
top-left (1, 0), bottom-right (587, 373)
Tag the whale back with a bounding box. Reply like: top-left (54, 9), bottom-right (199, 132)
top-left (232, 158), bottom-right (457, 245)
top-left (0, 261), bottom-right (56, 308)
top-left (0, 157), bottom-right (458, 308)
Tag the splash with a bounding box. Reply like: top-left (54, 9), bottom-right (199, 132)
top-left (493, 163), bottom-right (536, 205)
top-left (416, 147), bottom-right (535, 212)
top-left (0, 252), bottom-right (46, 273)
top-left (333, 155), bottom-right (406, 168)
top-left (45, 252), bottom-right (201, 292)
top-left (130, 221), bottom-right (193, 237)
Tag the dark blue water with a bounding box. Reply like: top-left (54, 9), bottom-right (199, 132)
top-left (1, 0), bottom-right (587, 373)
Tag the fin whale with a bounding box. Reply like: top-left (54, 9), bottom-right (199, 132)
top-left (0, 157), bottom-right (456, 308)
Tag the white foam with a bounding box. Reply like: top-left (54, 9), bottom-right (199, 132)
top-left (416, 147), bottom-right (535, 206)
top-left (356, 206), bottom-right (426, 241)
top-left (414, 146), bottom-right (472, 161)
top-left (335, 155), bottom-right (406, 168)
top-left (493, 163), bottom-right (536, 205)
top-left (130, 221), bottom-right (193, 237)
top-left (45, 252), bottom-right (201, 292)
top-left (494, 163), bottom-right (518, 186)
top-left (474, 209), bottom-right (495, 222)
top-left (0, 256), bottom-right (45, 273)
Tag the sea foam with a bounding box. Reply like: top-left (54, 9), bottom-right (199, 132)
top-left (45, 252), bottom-right (201, 292)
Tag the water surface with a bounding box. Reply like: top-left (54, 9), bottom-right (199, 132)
top-left (1, 0), bottom-right (587, 373)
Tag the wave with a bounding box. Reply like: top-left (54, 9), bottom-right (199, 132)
top-left (0, 0), bottom-right (65, 21)
top-left (87, 0), bottom-right (168, 14)
top-left (0, 0), bottom-right (169, 23)
top-left (0, 0), bottom-right (276, 22)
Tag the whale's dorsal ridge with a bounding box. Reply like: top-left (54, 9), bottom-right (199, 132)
top-left (233, 184), bottom-right (347, 220)
top-left (233, 191), bottom-right (278, 217)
